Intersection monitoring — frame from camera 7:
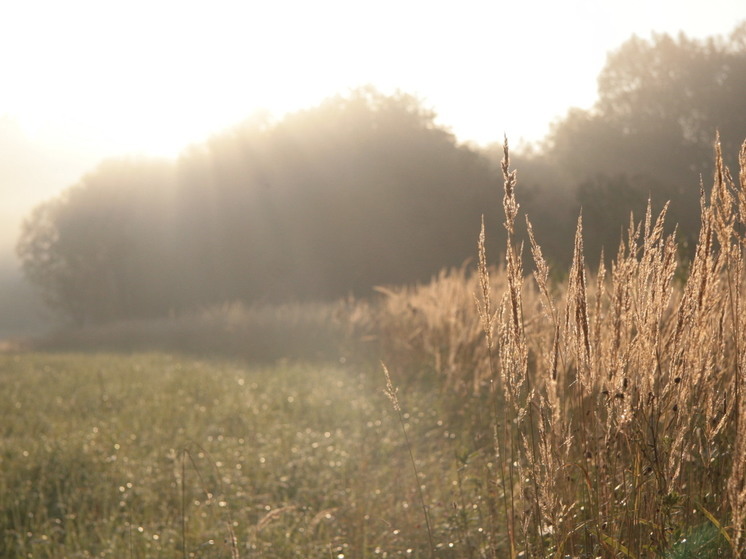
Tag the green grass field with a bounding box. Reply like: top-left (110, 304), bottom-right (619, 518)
top-left (5, 141), bottom-right (746, 558)
top-left (0, 352), bottom-right (493, 559)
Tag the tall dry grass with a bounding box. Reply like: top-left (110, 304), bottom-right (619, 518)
top-left (376, 135), bottom-right (746, 558)
top-left (18, 132), bottom-right (746, 557)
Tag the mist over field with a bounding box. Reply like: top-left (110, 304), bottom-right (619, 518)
top-left (3, 22), bottom-right (745, 341)
top-left (4, 9), bottom-right (746, 558)
top-left (0, 119), bottom-right (111, 338)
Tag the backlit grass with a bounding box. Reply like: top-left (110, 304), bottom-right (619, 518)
top-left (6, 137), bottom-right (746, 558)
top-left (0, 352), bottom-right (495, 558)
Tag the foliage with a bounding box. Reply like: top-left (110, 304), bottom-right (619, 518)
top-left (565, 24), bottom-right (746, 249)
top-left (17, 88), bottom-right (500, 324)
top-left (16, 158), bottom-right (178, 323)
top-left (485, 22), bottom-right (746, 264)
top-left (18, 25), bottom-right (746, 324)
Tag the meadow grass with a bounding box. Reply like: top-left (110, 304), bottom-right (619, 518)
top-left (0, 352), bottom-right (499, 558)
top-left (5, 136), bottom-right (746, 558)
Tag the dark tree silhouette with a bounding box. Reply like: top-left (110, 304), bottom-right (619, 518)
top-left (24, 23), bottom-right (746, 324)
top-left (18, 88), bottom-right (501, 323)
top-left (17, 158), bottom-right (178, 323)
top-left (535, 23), bottom-right (746, 262)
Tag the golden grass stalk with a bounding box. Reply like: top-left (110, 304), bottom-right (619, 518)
top-left (373, 134), bottom-right (746, 557)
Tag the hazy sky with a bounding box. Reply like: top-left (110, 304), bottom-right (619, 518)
top-left (0, 0), bottom-right (744, 262)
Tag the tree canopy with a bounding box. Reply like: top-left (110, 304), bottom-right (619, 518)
top-left (536, 23), bottom-right (746, 260)
top-left (18, 88), bottom-right (500, 323)
top-left (18, 23), bottom-right (746, 324)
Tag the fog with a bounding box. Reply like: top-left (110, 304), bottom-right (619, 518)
top-left (0, 118), bottom-right (106, 262)
top-left (0, 119), bottom-right (108, 337)
top-left (2, 7), bottom-right (745, 341)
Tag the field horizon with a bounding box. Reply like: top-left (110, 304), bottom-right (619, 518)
top-left (3, 137), bottom-right (746, 558)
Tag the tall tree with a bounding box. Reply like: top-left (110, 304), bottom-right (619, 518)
top-left (541, 23), bottom-right (746, 260)
top-left (17, 158), bottom-right (177, 323)
top-left (18, 88), bottom-right (500, 323)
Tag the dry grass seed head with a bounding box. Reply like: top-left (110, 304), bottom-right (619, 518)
top-left (501, 136), bottom-right (519, 235)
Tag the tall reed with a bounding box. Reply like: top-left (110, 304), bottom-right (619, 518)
top-left (377, 135), bottom-right (746, 558)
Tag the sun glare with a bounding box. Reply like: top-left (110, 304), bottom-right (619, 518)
top-left (1, 0), bottom-right (744, 159)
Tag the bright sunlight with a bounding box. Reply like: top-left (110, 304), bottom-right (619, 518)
top-left (1, 0), bottom-right (743, 157)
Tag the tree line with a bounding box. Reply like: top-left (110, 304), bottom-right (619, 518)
top-left (18, 89), bottom-right (501, 323)
top-left (513, 22), bottom-right (746, 263)
top-left (17, 23), bottom-right (746, 324)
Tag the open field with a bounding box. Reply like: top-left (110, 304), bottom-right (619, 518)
top-left (4, 139), bottom-right (746, 558)
top-left (0, 352), bottom-right (493, 559)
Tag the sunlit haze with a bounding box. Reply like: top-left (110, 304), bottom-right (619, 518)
top-left (3, 0), bottom-right (744, 155)
top-left (0, 0), bottom-right (744, 260)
